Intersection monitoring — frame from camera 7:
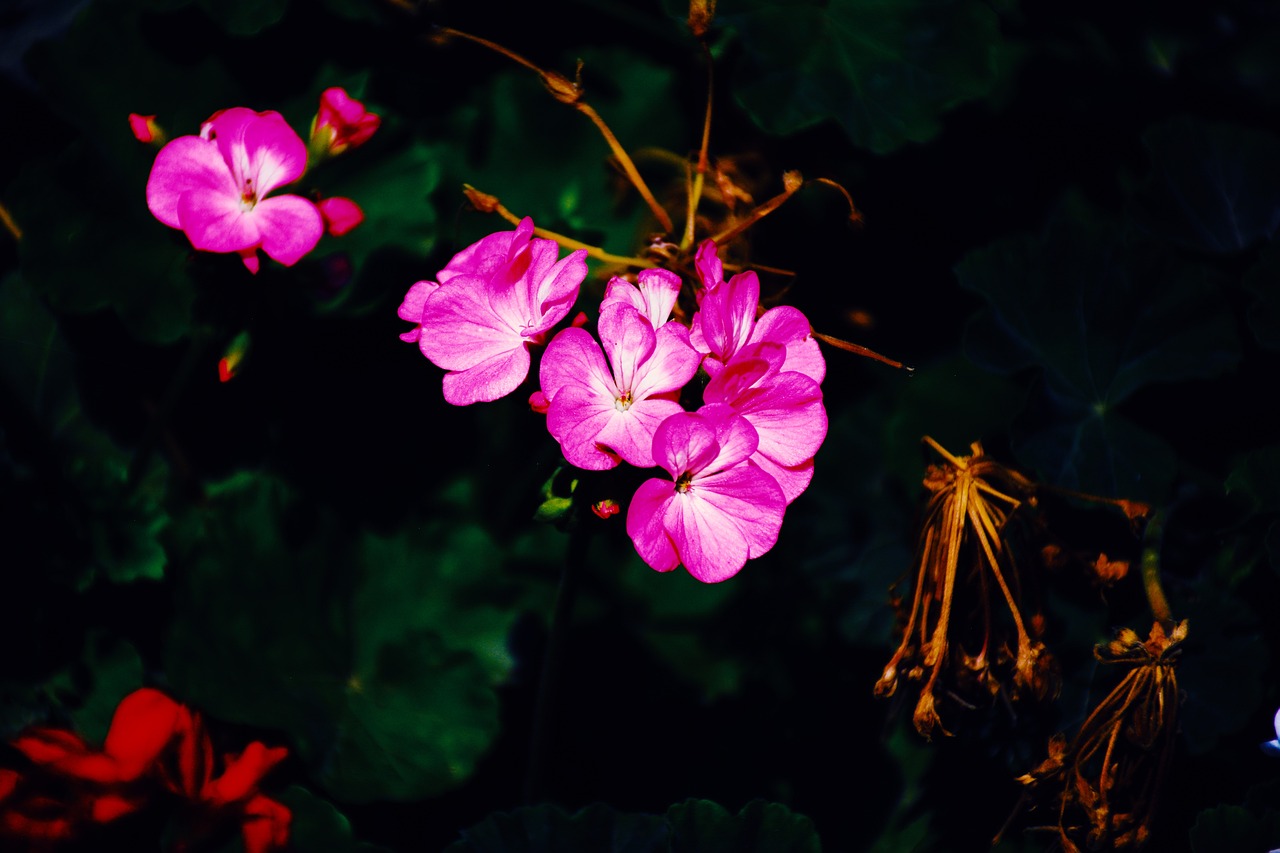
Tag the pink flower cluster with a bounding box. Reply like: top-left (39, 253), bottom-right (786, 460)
top-left (142, 88), bottom-right (378, 273)
top-left (399, 224), bottom-right (826, 583)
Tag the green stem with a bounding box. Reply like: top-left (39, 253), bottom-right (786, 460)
top-left (1140, 512), bottom-right (1173, 624)
top-left (522, 520), bottom-right (590, 804)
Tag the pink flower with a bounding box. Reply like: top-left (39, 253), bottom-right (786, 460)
top-left (317, 196), bottom-right (363, 236)
top-left (702, 343), bottom-right (827, 503)
top-left (690, 239), bottom-right (825, 382)
top-left (413, 218), bottom-right (588, 405)
top-left (626, 405), bottom-right (785, 583)
top-left (312, 87), bottom-right (380, 155)
top-left (540, 302), bottom-right (700, 469)
top-left (600, 268), bottom-right (683, 330)
top-left (146, 108), bottom-right (323, 274)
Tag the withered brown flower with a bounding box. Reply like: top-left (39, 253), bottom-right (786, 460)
top-left (875, 437), bottom-right (1058, 738)
top-left (1017, 620), bottom-right (1186, 851)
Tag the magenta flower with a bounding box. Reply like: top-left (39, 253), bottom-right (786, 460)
top-left (600, 268), bottom-right (683, 330)
top-left (690, 239), bottom-right (825, 383)
top-left (312, 87), bottom-right (380, 155)
top-left (702, 343), bottom-right (827, 503)
top-left (626, 405), bottom-right (785, 582)
top-left (317, 196), bottom-right (363, 236)
top-left (146, 108), bottom-right (323, 274)
top-left (540, 302), bottom-right (700, 469)
top-left (414, 218), bottom-right (588, 405)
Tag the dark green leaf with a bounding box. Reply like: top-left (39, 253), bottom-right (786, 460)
top-left (165, 473), bottom-right (538, 801)
top-left (1225, 446), bottom-right (1280, 515)
top-left (1134, 117), bottom-right (1280, 254)
top-left (280, 786), bottom-right (391, 853)
top-left (957, 198), bottom-right (1240, 498)
top-left (666, 799), bottom-right (821, 853)
top-left (1243, 244), bottom-right (1280, 350)
top-left (68, 635), bottom-right (143, 744)
top-left (721, 0), bottom-right (1017, 153)
top-left (446, 803), bottom-right (669, 853)
top-left (1190, 804), bottom-right (1280, 853)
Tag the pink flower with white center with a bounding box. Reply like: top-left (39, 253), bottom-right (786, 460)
top-left (146, 108), bottom-right (323, 274)
top-left (626, 405), bottom-right (785, 583)
top-left (312, 87), bottom-right (380, 155)
top-left (702, 343), bottom-right (827, 503)
top-left (600, 268), bottom-right (683, 330)
top-left (689, 239), bottom-right (825, 383)
top-left (397, 279), bottom-right (438, 343)
top-left (415, 218), bottom-right (588, 405)
top-left (540, 302), bottom-right (700, 469)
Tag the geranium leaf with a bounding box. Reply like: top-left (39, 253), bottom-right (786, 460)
top-left (957, 198), bottom-right (1240, 499)
top-left (665, 799), bottom-right (822, 853)
top-left (720, 0), bottom-right (1017, 154)
top-left (164, 473), bottom-right (542, 801)
top-left (1133, 117), bottom-right (1280, 254)
top-left (280, 786), bottom-right (391, 853)
top-left (446, 803), bottom-right (669, 853)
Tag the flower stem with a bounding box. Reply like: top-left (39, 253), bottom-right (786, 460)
top-left (680, 42), bottom-right (715, 252)
top-left (522, 521), bottom-right (590, 804)
top-left (1140, 511), bottom-right (1173, 624)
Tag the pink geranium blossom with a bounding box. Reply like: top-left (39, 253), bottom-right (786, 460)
top-left (540, 302), bottom-right (700, 469)
top-left (412, 218), bottom-right (588, 405)
top-left (702, 343), bottom-right (827, 503)
top-left (312, 87), bottom-right (380, 155)
top-left (626, 405), bottom-right (786, 582)
top-left (146, 108), bottom-right (323, 274)
top-left (690, 239), bottom-right (824, 382)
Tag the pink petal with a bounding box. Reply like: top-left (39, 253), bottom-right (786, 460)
top-left (630, 323), bottom-right (701, 400)
top-left (626, 478), bottom-right (681, 572)
top-left (595, 395), bottom-right (685, 469)
top-left (540, 327), bottom-right (615, 401)
top-left (317, 196), bottom-right (364, 236)
top-left (690, 270), bottom-right (759, 371)
top-left (750, 306), bottom-right (825, 383)
top-left (438, 220), bottom-right (529, 284)
top-left (749, 453), bottom-right (814, 504)
top-left (651, 412), bottom-right (723, 481)
top-left (601, 268), bottom-right (682, 329)
top-left (441, 344), bottom-right (531, 405)
top-left (545, 384), bottom-right (623, 470)
top-left (254, 195), bottom-right (324, 266)
top-left (177, 187), bottom-right (261, 253)
top-left (695, 403), bottom-right (761, 473)
top-left (694, 238), bottom-right (724, 292)
top-left (420, 276), bottom-right (521, 372)
top-left (206, 108), bottom-right (306, 196)
top-left (672, 463), bottom-right (785, 582)
top-left (599, 304), bottom-right (657, 393)
top-left (704, 362), bottom-right (826, 467)
top-left (146, 135), bottom-right (238, 228)
top-left (398, 280), bottom-right (438, 342)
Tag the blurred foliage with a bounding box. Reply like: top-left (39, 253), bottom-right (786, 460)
top-left (447, 799), bottom-right (821, 852)
top-left (719, 0), bottom-right (1018, 154)
top-left (2, 0), bottom-right (1280, 850)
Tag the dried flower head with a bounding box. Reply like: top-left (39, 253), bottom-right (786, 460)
top-left (875, 437), bottom-right (1058, 738)
top-left (1018, 620), bottom-right (1187, 851)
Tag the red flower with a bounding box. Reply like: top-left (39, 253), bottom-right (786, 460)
top-left (1, 688), bottom-right (290, 852)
